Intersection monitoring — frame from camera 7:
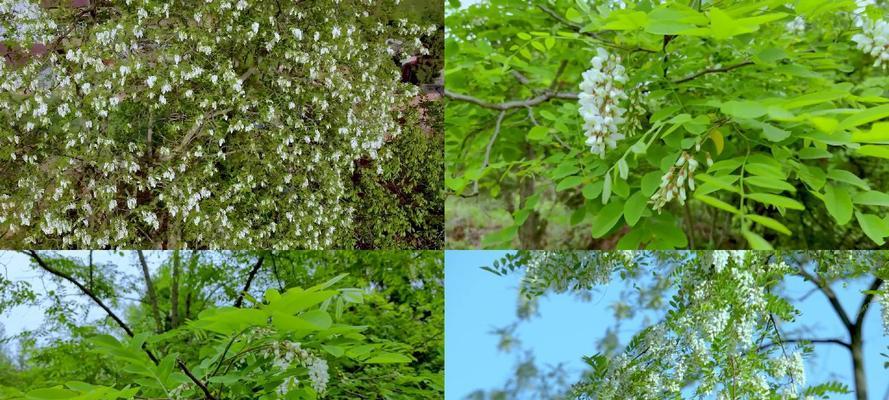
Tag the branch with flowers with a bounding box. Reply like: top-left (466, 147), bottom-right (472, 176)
top-left (445, 0), bottom-right (889, 250)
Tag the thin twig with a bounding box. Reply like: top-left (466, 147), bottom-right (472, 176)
top-left (671, 61), bottom-right (755, 84)
top-left (445, 89), bottom-right (577, 111)
top-left (233, 255), bottom-right (266, 308)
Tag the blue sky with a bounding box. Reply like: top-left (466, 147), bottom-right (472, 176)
top-left (445, 251), bottom-right (889, 400)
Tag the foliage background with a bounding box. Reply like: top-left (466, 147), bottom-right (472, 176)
top-left (0, 250), bottom-right (443, 399)
top-left (445, 0), bottom-right (889, 250)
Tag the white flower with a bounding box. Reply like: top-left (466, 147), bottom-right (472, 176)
top-left (127, 197), bottom-right (137, 209)
top-left (851, 1), bottom-right (889, 67)
top-left (146, 75), bottom-right (157, 88)
top-left (251, 22), bottom-right (259, 35)
top-left (292, 28), bottom-right (303, 40)
top-left (578, 48), bottom-right (628, 158)
top-left (786, 16), bottom-right (805, 34)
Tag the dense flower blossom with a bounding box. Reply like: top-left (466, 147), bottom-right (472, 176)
top-left (0, 0), bottom-right (435, 248)
top-left (578, 47), bottom-right (628, 158)
top-left (851, 0), bottom-right (889, 67)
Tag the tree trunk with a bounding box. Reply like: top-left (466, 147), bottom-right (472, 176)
top-left (170, 250), bottom-right (181, 328)
top-left (137, 251), bottom-right (163, 332)
top-left (850, 330), bottom-right (867, 400)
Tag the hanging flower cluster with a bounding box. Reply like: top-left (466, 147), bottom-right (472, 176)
top-left (578, 47), bottom-right (628, 158)
top-left (851, 0), bottom-right (889, 68)
top-left (269, 341), bottom-right (331, 395)
top-left (579, 252), bottom-right (808, 400)
top-left (0, 0), bottom-right (435, 248)
top-left (650, 152), bottom-right (698, 212)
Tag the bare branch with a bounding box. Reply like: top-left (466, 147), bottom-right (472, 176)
top-left (796, 266), bottom-right (854, 330)
top-left (759, 338), bottom-right (852, 351)
top-left (854, 278), bottom-right (884, 329)
top-left (234, 255), bottom-right (266, 308)
top-left (445, 89), bottom-right (577, 111)
top-left (24, 250), bottom-right (217, 400)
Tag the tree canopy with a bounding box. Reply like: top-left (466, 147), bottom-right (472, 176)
top-left (0, 250), bottom-right (443, 399)
top-left (0, 0), bottom-right (444, 249)
top-left (466, 250), bottom-right (888, 400)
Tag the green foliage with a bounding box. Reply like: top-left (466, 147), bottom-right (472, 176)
top-left (352, 101), bottom-right (445, 249)
top-left (445, 0), bottom-right (889, 249)
top-left (0, 250), bottom-right (443, 399)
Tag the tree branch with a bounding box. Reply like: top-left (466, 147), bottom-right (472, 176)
top-left (759, 338), bottom-right (852, 351)
top-left (137, 250), bottom-right (164, 333)
top-left (24, 250), bottom-right (217, 400)
top-left (233, 255), bottom-right (266, 308)
top-left (25, 250), bottom-right (137, 339)
top-left (671, 61), bottom-right (755, 84)
top-left (797, 266), bottom-right (854, 330)
top-left (445, 89), bottom-right (577, 111)
top-left (170, 250), bottom-right (180, 328)
top-left (854, 278), bottom-right (884, 329)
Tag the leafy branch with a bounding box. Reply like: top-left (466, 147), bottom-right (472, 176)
top-left (23, 250), bottom-right (218, 400)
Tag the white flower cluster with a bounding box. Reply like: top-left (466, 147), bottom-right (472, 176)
top-left (0, 0), bottom-right (53, 42)
top-left (583, 252), bottom-right (811, 400)
top-left (650, 152), bottom-right (698, 211)
top-left (851, 0), bottom-right (889, 68)
top-left (578, 47), bottom-right (628, 158)
top-left (0, 0), bottom-right (435, 248)
top-left (785, 16), bottom-right (806, 34)
top-left (271, 341), bottom-right (330, 395)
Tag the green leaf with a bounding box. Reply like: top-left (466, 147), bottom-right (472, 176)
top-left (856, 145), bottom-right (889, 159)
top-left (481, 225), bottom-right (518, 247)
top-left (759, 122), bottom-right (791, 141)
top-left (527, 125), bottom-right (548, 141)
top-left (591, 200), bottom-right (624, 238)
top-left (556, 176), bottom-right (584, 191)
top-left (641, 171), bottom-right (663, 196)
top-left (742, 229), bottom-right (773, 250)
top-left (321, 345), bottom-right (345, 357)
top-left (744, 176), bottom-right (796, 193)
top-left (747, 214), bottom-right (792, 235)
top-left (798, 147), bottom-right (833, 159)
top-left (854, 190), bottom-right (889, 207)
top-left (365, 352), bottom-right (412, 364)
top-left (823, 184), bottom-right (854, 225)
top-left (25, 388), bottom-right (78, 399)
top-left (602, 173), bottom-right (612, 204)
top-left (827, 169), bottom-right (870, 190)
top-left (746, 193), bottom-right (805, 210)
top-left (694, 193), bottom-right (740, 214)
top-left (721, 100), bottom-right (768, 119)
top-left (695, 174), bottom-right (741, 193)
top-left (838, 104), bottom-right (889, 130)
top-left (856, 212), bottom-right (888, 245)
top-left (623, 191), bottom-right (648, 227)
top-left (851, 122), bottom-right (889, 143)
top-left (782, 89), bottom-right (847, 109)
